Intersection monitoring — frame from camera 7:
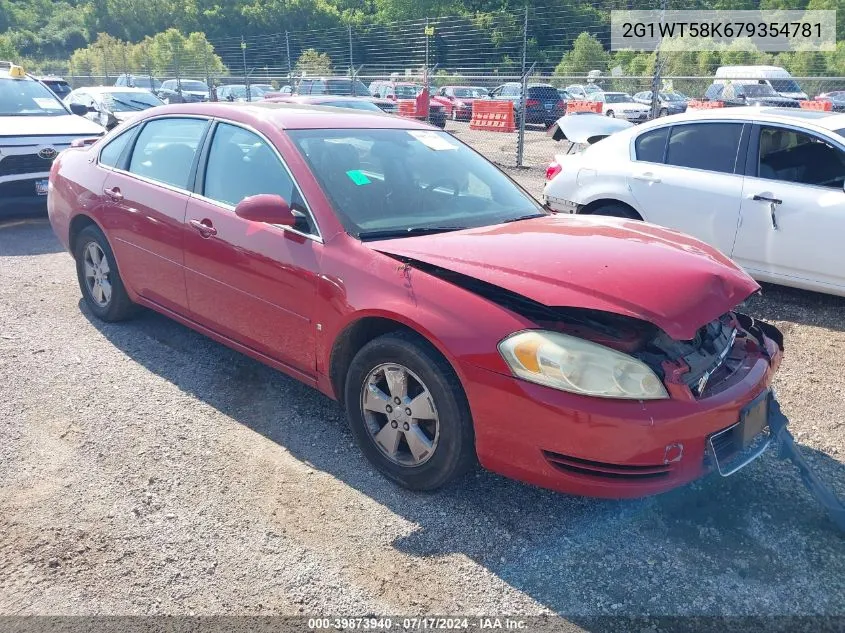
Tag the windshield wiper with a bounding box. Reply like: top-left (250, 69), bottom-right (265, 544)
top-left (111, 98), bottom-right (145, 111)
top-left (358, 226), bottom-right (467, 240)
top-left (501, 213), bottom-right (545, 224)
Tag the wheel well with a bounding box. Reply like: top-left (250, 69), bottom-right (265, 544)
top-left (329, 317), bottom-right (424, 403)
top-left (579, 199), bottom-right (643, 220)
top-left (68, 215), bottom-right (98, 256)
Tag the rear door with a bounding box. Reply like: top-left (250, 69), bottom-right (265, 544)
top-left (626, 121), bottom-right (747, 256)
top-left (733, 123), bottom-right (845, 292)
top-left (183, 121), bottom-right (322, 376)
top-left (100, 116), bottom-right (209, 313)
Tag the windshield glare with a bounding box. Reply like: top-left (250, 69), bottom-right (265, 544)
top-left (288, 128), bottom-right (543, 238)
top-left (103, 91), bottom-right (163, 111)
top-left (0, 78), bottom-right (67, 116)
top-left (605, 93), bottom-right (632, 103)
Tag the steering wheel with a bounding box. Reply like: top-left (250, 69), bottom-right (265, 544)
top-left (424, 178), bottom-right (461, 198)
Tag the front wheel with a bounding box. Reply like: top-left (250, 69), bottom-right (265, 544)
top-left (344, 331), bottom-right (475, 491)
top-left (588, 203), bottom-right (641, 220)
top-left (659, 108), bottom-right (668, 117)
top-left (606, 110), bottom-right (615, 118)
top-left (74, 225), bottom-right (136, 322)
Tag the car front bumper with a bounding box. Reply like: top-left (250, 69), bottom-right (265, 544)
top-left (461, 332), bottom-right (784, 499)
top-left (617, 111), bottom-right (651, 122)
top-left (0, 178), bottom-right (50, 217)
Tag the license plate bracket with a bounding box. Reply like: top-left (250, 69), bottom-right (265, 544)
top-left (708, 389), bottom-right (772, 477)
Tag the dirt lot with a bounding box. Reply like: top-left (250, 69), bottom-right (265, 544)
top-left (1, 135), bottom-right (844, 621)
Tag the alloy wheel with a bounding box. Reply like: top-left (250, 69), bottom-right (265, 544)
top-left (360, 363), bottom-right (440, 467)
top-left (82, 241), bottom-right (112, 307)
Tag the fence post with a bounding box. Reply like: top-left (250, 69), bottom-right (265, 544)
top-left (649, 0), bottom-right (668, 118)
top-left (285, 31), bottom-right (292, 88)
top-left (241, 36), bottom-right (251, 101)
top-left (348, 25), bottom-right (354, 95)
top-left (424, 18), bottom-right (431, 123)
top-left (516, 6), bottom-right (529, 167)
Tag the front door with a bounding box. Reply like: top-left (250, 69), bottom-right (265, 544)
top-left (183, 121), bottom-right (322, 376)
top-left (733, 124), bottom-right (845, 293)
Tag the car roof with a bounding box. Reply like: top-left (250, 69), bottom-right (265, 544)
top-left (636, 106), bottom-right (845, 133)
top-left (74, 86), bottom-right (152, 94)
top-left (130, 101), bottom-right (433, 130)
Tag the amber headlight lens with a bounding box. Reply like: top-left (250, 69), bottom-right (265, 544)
top-left (498, 330), bottom-right (669, 400)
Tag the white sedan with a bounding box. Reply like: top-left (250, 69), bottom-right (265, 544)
top-left (543, 108), bottom-right (845, 298)
top-left (589, 92), bottom-right (651, 122)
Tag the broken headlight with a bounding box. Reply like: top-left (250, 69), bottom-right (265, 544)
top-left (498, 330), bottom-right (669, 400)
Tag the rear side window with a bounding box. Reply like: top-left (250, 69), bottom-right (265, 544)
top-left (528, 86), bottom-right (560, 100)
top-left (128, 117), bottom-right (207, 189)
top-left (665, 123), bottom-right (743, 174)
top-left (635, 127), bottom-right (669, 163)
top-left (99, 128), bottom-right (133, 168)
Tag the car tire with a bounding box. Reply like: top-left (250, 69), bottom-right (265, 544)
top-left (74, 225), bottom-right (136, 322)
top-left (451, 108), bottom-right (458, 121)
top-left (659, 108), bottom-right (668, 117)
top-left (588, 203), bottom-right (641, 220)
top-left (344, 331), bottom-right (476, 491)
top-left (606, 110), bottom-right (615, 118)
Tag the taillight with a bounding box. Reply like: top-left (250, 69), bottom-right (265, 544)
top-left (525, 98), bottom-right (540, 107)
top-left (545, 161), bottom-right (562, 181)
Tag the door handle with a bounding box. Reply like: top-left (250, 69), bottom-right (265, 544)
top-left (189, 218), bottom-right (217, 237)
top-left (633, 173), bottom-right (661, 183)
top-left (751, 194), bottom-right (782, 230)
top-left (103, 186), bottom-right (123, 201)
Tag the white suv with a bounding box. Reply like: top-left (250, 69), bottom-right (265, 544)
top-left (0, 62), bottom-right (104, 217)
top-left (543, 108), bottom-right (845, 297)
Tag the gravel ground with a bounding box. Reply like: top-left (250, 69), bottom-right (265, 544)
top-left (1, 146), bottom-right (844, 620)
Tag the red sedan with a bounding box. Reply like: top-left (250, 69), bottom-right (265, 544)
top-left (47, 102), bottom-right (787, 497)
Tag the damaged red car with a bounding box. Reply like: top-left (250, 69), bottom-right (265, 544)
top-left (48, 103), bottom-right (788, 498)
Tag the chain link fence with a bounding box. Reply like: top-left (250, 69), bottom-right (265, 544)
top-left (38, 4), bottom-right (845, 170)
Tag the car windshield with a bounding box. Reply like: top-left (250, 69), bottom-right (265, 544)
top-left (605, 93), bottom-right (632, 103)
top-left (132, 77), bottom-right (161, 90)
top-left (179, 81), bottom-right (208, 92)
top-left (102, 91), bottom-right (163, 111)
top-left (769, 78), bottom-right (802, 93)
top-left (226, 85), bottom-right (265, 99)
top-left (0, 78), bottom-right (67, 116)
top-left (394, 85), bottom-right (420, 98)
top-left (739, 83), bottom-right (778, 97)
top-left (43, 81), bottom-right (71, 99)
top-left (288, 128), bottom-right (544, 239)
top-left (661, 92), bottom-right (685, 101)
top-left (584, 84), bottom-right (601, 93)
top-left (325, 79), bottom-right (371, 96)
top-left (453, 87), bottom-right (487, 98)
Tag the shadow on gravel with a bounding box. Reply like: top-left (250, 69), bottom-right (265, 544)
top-left (0, 218), bottom-right (64, 256)
top-left (82, 304), bottom-right (845, 617)
top-left (743, 283), bottom-right (845, 333)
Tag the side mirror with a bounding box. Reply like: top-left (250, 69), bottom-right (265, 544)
top-left (69, 102), bottom-right (88, 116)
top-left (234, 194), bottom-right (296, 225)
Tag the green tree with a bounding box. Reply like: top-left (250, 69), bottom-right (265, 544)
top-left (0, 32), bottom-right (18, 59)
top-left (294, 48), bottom-right (333, 76)
top-left (553, 32), bottom-right (610, 80)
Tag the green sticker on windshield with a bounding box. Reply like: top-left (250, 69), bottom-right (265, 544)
top-left (346, 170), bottom-right (371, 186)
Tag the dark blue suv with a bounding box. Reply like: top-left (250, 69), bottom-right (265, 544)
top-left (490, 83), bottom-right (566, 127)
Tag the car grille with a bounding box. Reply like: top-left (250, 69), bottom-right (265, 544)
top-left (0, 153), bottom-right (54, 177)
top-left (542, 451), bottom-right (671, 480)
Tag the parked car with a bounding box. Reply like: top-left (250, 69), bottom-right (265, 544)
top-left (0, 61), bottom-right (103, 217)
top-left (632, 91), bottom-right (688, 116)
top-left (65, 86), bottom-right (164, 130)
top-left (297, 77), bottom-right (371, 97)
top-left (564, 83), bottom-right (602, 100)
top-left (35, 75), bottom-right (72, 100)
top-left (815, 91), bottom-right (845, 113)
top-left (47, 102), bottom-right (788, 498)
top-left (489, 82), bottom-right (565, 127)
top-left (588, 92), bottom-right (651, 121)
top-left (114, 74), bottom-right (162, 92)
top-left (263, 94), bottom-right (394, 114)
top-left (433, 86), bottom-right (488, 121)
top-left (704, 82), bottom-right (800, 108)
top-left (557, 88), bottom-right (573, 102)
top-left (216, 84), bottom-right (267, 102)
top-left (157, 79), bottom-right (210, 103)
top-left (367, 81), bottom-right (446, 127)
top-left (543, 107), bottom-right (845, 298)
top-left (715, 65), bottom-right (807, 100)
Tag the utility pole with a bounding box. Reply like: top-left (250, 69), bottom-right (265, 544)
top-left (649, 0), bottom-right (668, 119)
top-left (241, 37), bottom-right (251, 101)
top-left (424, 18), bottom-right (431, 123)
top-left (516, 6), bottom-right (529, 167)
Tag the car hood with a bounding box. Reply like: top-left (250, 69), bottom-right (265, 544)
top-left (370, 215), bottom-right (759, 340)
top-left (547, 113), bottom-right (634, 143)
top-left (0, 113), bottom-right (104, 137)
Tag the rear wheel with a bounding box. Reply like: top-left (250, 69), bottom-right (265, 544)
top-left (74, 225), bottom-right (136, 322)
top-left (606, 110), bottom-right (615, 118)
top-left (588, 203), bottom-right (640, 220)
top-left (659, 108), bottom-right (668, 117)
top-left (344, 331), bottom-right (475, 491)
